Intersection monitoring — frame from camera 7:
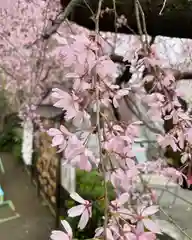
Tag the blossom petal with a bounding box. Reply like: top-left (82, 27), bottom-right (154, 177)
top-left (78, 209), bottom-right (89, 230)
top-left (95, 227), bottom-right (104, 237)
top-left (140, 232), bottom-right (156, 240)
top-left (136, 220), bottom-right (145, 234)
top-left (142, 218), bottom-right (162, 234)
top-left (52, 135), bottom-right (64, 146)
top-left (118, 193), bottom-right (129, 205)
top-left (70, 192), bottom-right (86, 204)
top-left (142, 205), bottom-right (159, 217)
top-left (113, 97), bottom-right (119, 108)
top-left (54, 99), bottom-right (68, 109)
top-left (106, 228), bottom-right (114, 240)
top-left (50, 230), bottom-right (69, 240)
top-left (65, 145), bottom-right (83, 161)
top-left (68, 205), bottom-right (85, 217)
top-left (60, 125), bottom-right (71, 136)
top-left (125, 232), bottom-right (136, 240)
top-left (79, 155), bottom-right (92, 172)
top-left (61, 220), bottom-right (73, 237)
top-left (47, 128), bottom-right (61, 136)
top-left (52, 88), bottom-right (71, 100)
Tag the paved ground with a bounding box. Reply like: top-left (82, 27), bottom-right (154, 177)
top-left (151, 181), bottom-right (192, 240)
top-left (0, 153), bottom-right (54, 240)
top-left (1, 152), bottom-right (192, 240)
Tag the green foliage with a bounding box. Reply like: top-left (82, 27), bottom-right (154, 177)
top-left (11, 128), bottom-right (22, 161)
top-left (0, 113), bottom-right (22, 161)
top-left (63, 169), bottom-right (115, 239)
top-left (0, 128), bottom-right (17, 152)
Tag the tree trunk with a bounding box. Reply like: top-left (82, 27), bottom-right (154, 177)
top-left (64, 0), bottom-right (192, 39)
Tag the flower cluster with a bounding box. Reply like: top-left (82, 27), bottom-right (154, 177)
top-left (138, 46), bottom-right (192, 180)
top-left (0, 1), bottom-right (187, 239)
top-left (48, 34), bottom-right (183, 240)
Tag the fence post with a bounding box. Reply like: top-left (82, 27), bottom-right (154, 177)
top-left (55, 155), bottom-right (61, 229)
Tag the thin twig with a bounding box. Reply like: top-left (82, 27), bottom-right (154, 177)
top-left (95, 0), bottom-right (109, 238)
top-left (134, 0), bottom-right (143, 36)
top-left (83, 0), bottom-right (95, 16)
top-left (159, 0), bottom-right (167, 15)
top-left (112, 0), bottom-right (118, 54)
top-left (136, 0), bottom-right (149, 50)
top-left (134, 0), bottom-right (147, 53)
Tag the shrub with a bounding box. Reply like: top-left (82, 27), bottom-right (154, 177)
top-left (62, 169), bottom-right (115, 239)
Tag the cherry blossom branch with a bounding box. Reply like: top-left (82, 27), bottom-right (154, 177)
top-left (123, 6), bottom-right (192, 237)
top-left (112, 0), bottom-right (117, 54)
top-left (41, 2), bottom-right (188, 240)
top-left (136, 0), bottom-right (149, 49)
top-left (127, 17), bottom-right (192, 188)
top-left (95, 0), bottom-right (109, 238)
top-left (134, 0), bottom-right (148, 54)
top-left (42, 0), bottom-right (81, 39)
top-left (159, 0), bottom-right (167, 16)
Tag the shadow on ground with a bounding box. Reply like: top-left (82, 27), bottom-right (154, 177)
top-left (0, 153), bottom-right (54, 240)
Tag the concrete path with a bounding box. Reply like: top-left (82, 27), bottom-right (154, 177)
top-left (148, 176), bottom-right (192, 240)
top-left (1, 152), bottom-right (192, 240)
top-left (0, 153), bottom-right (54, 240)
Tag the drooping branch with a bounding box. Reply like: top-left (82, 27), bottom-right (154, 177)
top-left (42, 0), bottom-right (81, 39)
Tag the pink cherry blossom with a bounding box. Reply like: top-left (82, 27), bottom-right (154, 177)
top-left (128, 222), bottom-right (156, 240)
top-left (64, 135), bottom-right (95, 171)
top-left (134, 205), bottom-right (161, 234)
top-left (47, 125), bottom-right (72, 147)
top-left (2, 2), bottom-right (191, 240)
top-left (112, 88), bottom-right (130, 108)
top-left (59, 46), bottom-right (76, 68)
top-left (68, 192), bottom-right (92, 230)
top-left (50, 231), bottom-right (69, 240)
top-left (110, 193), bottom-right (133, 220)
top-left (50, 220), bottom-right (72, 240)
top-left (104, 136), bottom-right (126, 154)
top-left (95, 227), bottom-right (114, 240)
top-left (40, 16), bottom-right (192, 240)
top-left (52, 88), bottom-right (80, 120)
top-left (94, 55), bottom-right (117, 79)
top-left (95, 222), bottom-right (120, 240)
top-left (157, 134), bottom-right (178, 152)
top-left (161, 167), bottom-right (184, 185)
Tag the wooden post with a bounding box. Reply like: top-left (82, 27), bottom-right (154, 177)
top-left (55, 117), bottom-right (63, 229)
top-left (55, 155), bottom-right (61, 229)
